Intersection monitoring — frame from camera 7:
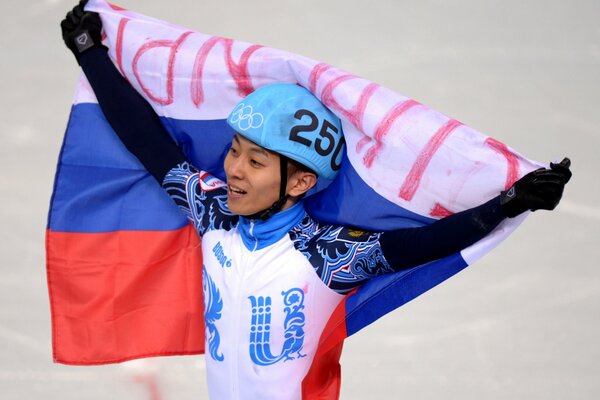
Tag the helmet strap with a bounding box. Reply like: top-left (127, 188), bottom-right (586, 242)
top-left (246, 155), bottom-right (289, 220)
top-left (278, 154), bottom-right (288, 199)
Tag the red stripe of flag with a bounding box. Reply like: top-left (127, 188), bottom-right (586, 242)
top-left (46, 225), bottom-right (205, 365)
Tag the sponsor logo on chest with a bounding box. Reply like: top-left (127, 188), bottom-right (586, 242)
top-left (212, 241), bottom-right (232, 268)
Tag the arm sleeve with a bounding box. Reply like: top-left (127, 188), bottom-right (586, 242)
top-left (78, 47), bottom-right (187, 182)
top-left (379, 195), bottom-right (507, 270)
top-left (307, 195), bottom-right (506, 294)
top-left (290, 218), bottom-right (394, 294)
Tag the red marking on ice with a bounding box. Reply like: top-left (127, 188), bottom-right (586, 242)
top-left (362, 99), bottom-right (420, 168)
top-left (132, 31), bottom-right (193, 105)
top-left (430, 203), bottom-right (455, 217)
top-left (132, 373), bottom-right (161, 400)
top-left (115, 18), bottom-right (131, 77)
top-left (191, 37), bottom-right (263, 107)
top-left (399, 119), bottom-right (463, 201)
top-left (485, 137), bottom-right (520, 189)
top-left (308, 63), bottom-right (332, 93)
top-left (302, 283), bottom-right (309, 294)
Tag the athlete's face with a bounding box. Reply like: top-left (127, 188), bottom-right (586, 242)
top-left (224, 134), bottom-right (285, 216)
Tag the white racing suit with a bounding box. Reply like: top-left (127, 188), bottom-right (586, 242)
top-left (163, 162), bottom-right (394, 400)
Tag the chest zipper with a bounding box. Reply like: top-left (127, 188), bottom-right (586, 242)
top-left (233, 221), bottom-right (257, 399)
top-left (249, 220), bottom-right (258, 251)
top-left (231, 220), bottom-right (260, 398)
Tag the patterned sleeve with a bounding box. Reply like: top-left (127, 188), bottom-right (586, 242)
top-left (162, 162), bottom-right (238, 236)
top-left (289, 216), bottom-right (394, 294)
top-left (290, 196), bottom-right (508, 294)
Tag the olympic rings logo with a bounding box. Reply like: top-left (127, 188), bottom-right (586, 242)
top-left (229, 103), bottom-right (264, 131)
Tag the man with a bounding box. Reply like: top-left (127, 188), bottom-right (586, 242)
top-left (61, 2), bottom-right (571, 399)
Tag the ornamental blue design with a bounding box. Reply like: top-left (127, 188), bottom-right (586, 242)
top-left (248, 288), bottom-right (306, 366)
top-left (162, 162), bottom-right (238, 236)
top-left (203, 265), bottom-right (224, 362)
top-left (186, 174), bottom-right (208, 233)
top-left (186, 171), bottom-right (235, 234)
top-left (162, 162), bottom-right (201, 223)
top-left (207, 191), bottom-right (235, 232)
top-left (289, 215), bottom-right (393, 294)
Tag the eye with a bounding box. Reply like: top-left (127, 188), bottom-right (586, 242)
top-left (250, 159), bottom-right (263, 167)
top-left (229, 147), bottom-right (238, 156)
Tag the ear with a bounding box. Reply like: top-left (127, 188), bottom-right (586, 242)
top-left (287, 171), bottom-right (317, 198)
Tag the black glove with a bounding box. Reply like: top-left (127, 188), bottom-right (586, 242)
top-left (500, 157), bottom-right (572, 217)
top-left (61, 0), bottom-right (106, 63)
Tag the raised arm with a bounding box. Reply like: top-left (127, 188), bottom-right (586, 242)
top-left (60, 2), bottom-right (241, 236)
top-left (61, 1), bottom-right (186, 182)
top-left (308, 160), bottom-right (572, 295)
top-left (379, 159), bottom-right (572, 269)
top-left (379, 195), bottom-right (506, 269)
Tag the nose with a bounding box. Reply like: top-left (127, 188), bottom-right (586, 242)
top-left (225, 153), bottom-right (245, 180)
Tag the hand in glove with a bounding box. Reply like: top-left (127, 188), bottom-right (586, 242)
top-left (501, 157), bottom-right (572, 218)
top-left (60, 0), bottom-right (105, 63)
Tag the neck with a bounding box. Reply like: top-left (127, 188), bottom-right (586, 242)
top-left (238, 201), bottom-right (306, 251)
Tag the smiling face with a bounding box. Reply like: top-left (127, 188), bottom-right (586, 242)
top-left (224, 134), bottom-right (281, 216)
top-left (224, 134), bottom-right (318, 217)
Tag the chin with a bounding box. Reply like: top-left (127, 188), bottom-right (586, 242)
top-left (228, 202), bottom-right (254, 217)
top-left (227, 203), bottom-right (242, 215)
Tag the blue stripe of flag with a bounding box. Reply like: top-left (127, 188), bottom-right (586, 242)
top-left (50, 103), bottom-right (436, 234)
top-left (345, 253), bottom-right (468, 336)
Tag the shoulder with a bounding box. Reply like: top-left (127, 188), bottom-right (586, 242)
top-left (288, 214), bottom-right (390, 293)
top-left (289, 214), bottom-right (381, 249)
top-left (163, 162), bottom-right (227, 196)
top-left (163, 162), bottom-right (226, 190)
top-left (163, 162), bottom-right (238, 234)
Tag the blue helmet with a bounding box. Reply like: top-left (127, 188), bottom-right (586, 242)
top-left (227, 83), bottom-right (345, 180)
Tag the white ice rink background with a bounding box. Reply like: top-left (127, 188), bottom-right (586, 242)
top-left (1, 0), bottom-right (598, 399)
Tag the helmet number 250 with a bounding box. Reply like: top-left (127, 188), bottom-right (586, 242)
top-left (289, 109), bottom-right (345, 171)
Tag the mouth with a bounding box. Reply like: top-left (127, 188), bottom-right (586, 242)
top-left (228, 184), bottom-right (247, 198)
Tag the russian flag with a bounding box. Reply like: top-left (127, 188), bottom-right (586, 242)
top-left (47, 1), bottom-right (542, 397)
